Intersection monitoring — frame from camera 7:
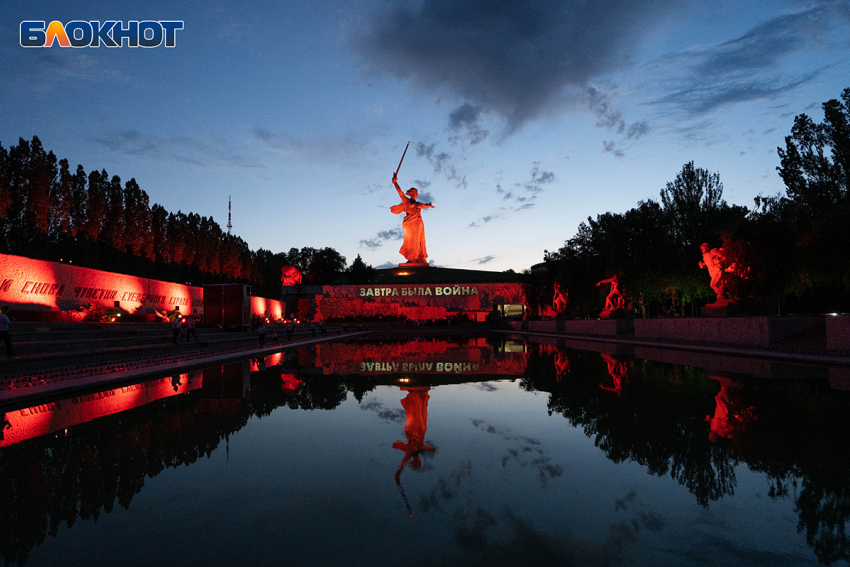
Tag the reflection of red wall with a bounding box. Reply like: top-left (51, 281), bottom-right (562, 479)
top-left (0, 253), bottom-right (203, 314)
top-left (303, 283), bottom-right (524, 321)
top-left (0, 373), bottom-right (202, 448)
top-left (314, 339), bottom-right (528, 375)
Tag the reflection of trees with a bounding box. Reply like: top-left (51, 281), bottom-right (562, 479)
top-left (524, 343), bottom-right (850, 564)
top-left (0, 361), bottom-right (364, 566)
top-left (0, 391), bottom-right (252, 566)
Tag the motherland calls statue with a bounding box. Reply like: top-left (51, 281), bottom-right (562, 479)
top-left (596, 276), bottom-right (626, 318)
top-left (391, 173), bottom-right (434, 265)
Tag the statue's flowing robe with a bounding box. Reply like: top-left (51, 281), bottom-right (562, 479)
top-left (391, 199), bottom-right (429, 263)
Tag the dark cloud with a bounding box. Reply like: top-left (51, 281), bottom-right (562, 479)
top-left (586, 87), bottom-right (651, 139)
top-left (649, 72), bottom-right (823, 115)
top-left (471, 256), bottom-right (496, 265)
top-left (360, 227), bottom-right (404, 249)
top-left (350, 0), bottom-right (683, 132)
top-left (448, 103), bottom-right (490, 145)
top-left (93, 130), bottom-right (264, 169)
top-left (648, 4), bottom-right (847, 115)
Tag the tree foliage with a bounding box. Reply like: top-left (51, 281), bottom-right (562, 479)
top-left (0, 136), bottom-right (355, 295)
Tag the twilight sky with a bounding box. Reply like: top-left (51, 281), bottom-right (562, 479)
top-left (2, 0), bottom-right (849, 272)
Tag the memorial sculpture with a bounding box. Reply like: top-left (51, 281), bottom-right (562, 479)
top-left (389, 142), bottom-right (434, 266)
top-left (552, 282), bottom-right (568, 315)
top-left (698, 243), bottom-right (741, 308)
top-left (595, 276), bottom-right (626, 318)
top-left (281, 265), bottom-right (303, 287)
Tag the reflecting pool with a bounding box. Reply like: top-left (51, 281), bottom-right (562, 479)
top-left (1, 335), bottom-right (849, 566)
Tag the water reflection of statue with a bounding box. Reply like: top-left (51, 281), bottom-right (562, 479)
top-left (706, 376), bottom-right (756, 443)
top-left (699, 243), bottom-right (737, 304)
top-left (393, 387), bottom-right (436, 480)
top-left (554, 351), bottom-right (570, 381)
top-left (596, 276), bottom-right (625, 316)
top-left (393, 386), bottom-right (436, 516)
top-left (552, 282), bottom-right (568, 315)
top-left (391, 173), bottom-right (434, 265)
top-left (599, 353), bottom-right (630, 395)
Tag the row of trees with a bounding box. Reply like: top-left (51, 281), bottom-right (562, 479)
top-left (532, 87), bottom-right (850, 317)
top-left (0, 136), bottom-right (374, 299)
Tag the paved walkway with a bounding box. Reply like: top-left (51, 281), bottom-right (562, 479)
top-left (501, 329), bottom-right (850, 366)
top-left (0, 332), bottom-right (368, 406)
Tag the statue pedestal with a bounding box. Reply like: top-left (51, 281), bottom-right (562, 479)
top-left (701, 300), bottom-right (737, 317)
top-left (600, 308), bottom-right (629, 319)
top-left (398, 262), bottom-right (429, 268)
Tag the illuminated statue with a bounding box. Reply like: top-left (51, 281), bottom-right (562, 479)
top-left (596, 276), bottom-right (625, 317)
top-left (280, 265), bottom-right (303, 286)
top-left (391, 173), bottom-right (434, 265)
top-left (552, 282), bottom-right (568, 315)
top-left (393, 386), bottom-right (436, 515)
top-left (698, 243), bottom-right (737, 303)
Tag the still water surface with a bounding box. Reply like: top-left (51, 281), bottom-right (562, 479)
top-left (1, 335), bottom-right (848, 566)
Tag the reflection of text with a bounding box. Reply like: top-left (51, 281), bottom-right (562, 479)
top-left (360, 362), bottom-right (480, 373)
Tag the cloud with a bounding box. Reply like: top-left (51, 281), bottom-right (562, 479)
top-left (252, 128), bottom-right (372, 163)
top-left (360, 227), bottom-right (404, 249)
top-left (350, 0), bottom-right (683, 133)
top-left (448, 103), bottom-right (490, 145)
top-left (416, 142), bottom-right (467, 188)
top-left (93, 130), bottom-right (264, 169)
top-left (375, 261), bottom-right (396, 269)
top-left (470, 162), bottom-right (553, 227)
top-left (471, 255), bottom-right (496, 265)
top-left (647, 4), bottom-right (848, 115)
top-left (586, 86), bottom-right (652, 140)
top-left (524, 162), bottom-right (556, 193)
top-left (603, 140), bottom-right (625, 158)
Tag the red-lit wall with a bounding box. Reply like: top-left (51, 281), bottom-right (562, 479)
top-left (250, 296), bottom-right (284, 319)
top-left (290, 282), bottom-right (524, 321)
top-left (0, 253), bottom-right (204, 314)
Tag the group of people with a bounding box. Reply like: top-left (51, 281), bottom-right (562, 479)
top-left (170, 311), bottom-right (198, 344)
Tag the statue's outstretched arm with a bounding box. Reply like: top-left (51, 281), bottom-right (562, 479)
top-left (392, 173), bottom-right (406, 201)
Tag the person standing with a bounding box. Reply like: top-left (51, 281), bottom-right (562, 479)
top-left (186, 316), bottom-right (198, 342)
top-left (0, 306), bottom-right (14, 357)
top-left (257, 321), bottom-right (267, 347)
top-left (171, 315), bottom-right (182, 344)
top-left (286, 321), bottom-right (293, 341)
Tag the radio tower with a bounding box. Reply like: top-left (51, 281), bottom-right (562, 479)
top-left (227, 196), bottom-right (232, 234)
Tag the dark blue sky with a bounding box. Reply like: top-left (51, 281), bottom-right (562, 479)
top-left (2, 0), bottom-right (848, 270)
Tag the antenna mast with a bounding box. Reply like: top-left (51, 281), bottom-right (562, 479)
top-left (227, 196), bottom-right (232, 234)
